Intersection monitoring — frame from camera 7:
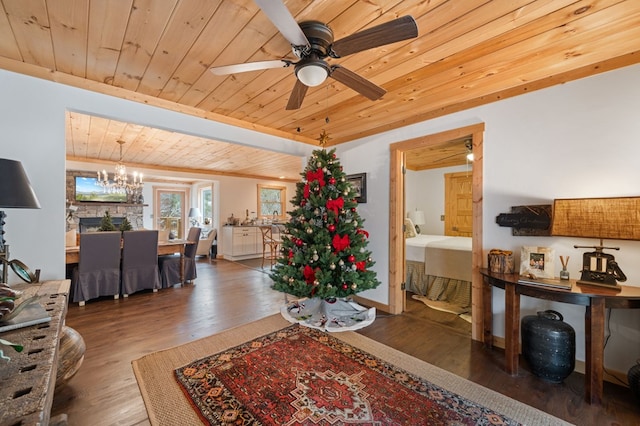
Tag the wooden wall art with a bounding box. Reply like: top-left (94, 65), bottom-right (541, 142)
top-left (495, 204), bottom-right (552, 236)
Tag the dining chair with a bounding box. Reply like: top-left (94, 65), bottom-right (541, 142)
top-left (121, 230), bottom-right (162, 297)
top-left (259, 225), bottom-right (284, 269)
top-left (71, 231), bottom-right (121, 306)
top-left (158, 227), bottom-right (201, 288)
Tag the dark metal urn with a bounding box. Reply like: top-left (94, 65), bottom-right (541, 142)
top-left (521, 310), bottom-right (575, 383)
top-left (628, 360), bottom-right (640, 405)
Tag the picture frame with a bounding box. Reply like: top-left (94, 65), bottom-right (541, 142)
top-left (520, 246), bottom-right (555, 279)
top-left (346, 173), bottom-right (367, 203)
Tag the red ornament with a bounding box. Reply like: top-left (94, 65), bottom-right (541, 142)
top-left (356, 261), bottom-right (366, 271)
top-left (348, 254), bottom-right (356, 263)
top-left (351, 207), bottom-right (356, 212)
top-left (342, 283), bottom-right (348, 289)
top-left (295, 238), bottom-right (303, 247)
top-left (329, 177), bottom-right (336, 185)
top-left (328, 224), bottom-right (336, 233)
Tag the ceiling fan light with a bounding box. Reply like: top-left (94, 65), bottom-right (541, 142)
top-left (466, 152), bottom-right (474, 161)
top-left (296, 63), bottom-right (329, 87)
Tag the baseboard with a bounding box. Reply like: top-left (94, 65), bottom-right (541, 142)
top-left (488, 335), bottom-right (628, 387)
top-left (352, 295), bottom-right (391, 315)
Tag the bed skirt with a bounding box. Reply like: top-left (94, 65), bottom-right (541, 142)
top-left (406, 260), bottom-right (471, 309)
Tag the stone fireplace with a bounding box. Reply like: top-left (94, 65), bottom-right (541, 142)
top-left (67, 171), bottom-right (145, 232)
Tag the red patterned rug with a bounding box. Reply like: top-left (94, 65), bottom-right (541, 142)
top-left (175, 324), bottom-right (519, 425)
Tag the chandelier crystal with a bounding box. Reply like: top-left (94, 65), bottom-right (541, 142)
top-left (96, 140), bottom-right (143, 196)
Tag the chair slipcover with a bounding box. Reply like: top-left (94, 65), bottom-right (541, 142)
top-left (121, 230), bottom-right (161, 296)
top-left (196, 228), bottom-right (217, 258)
top-left (159, 227), bottom-right (201, 288)
top-left (71, 231), bottom-right (121, 304)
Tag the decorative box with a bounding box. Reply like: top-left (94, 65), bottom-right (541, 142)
top-left (488, 249), bottom-right (515, 274)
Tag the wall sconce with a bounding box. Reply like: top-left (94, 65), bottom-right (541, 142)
top-left (0, 159), bottom-right (41, 284)
top-left (551, 196), bottom-right (639, 289)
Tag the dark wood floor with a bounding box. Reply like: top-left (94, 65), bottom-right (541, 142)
top-left (51, 258), bottom-right (639, 425)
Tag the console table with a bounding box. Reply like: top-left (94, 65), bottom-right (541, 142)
top-left (481, 269), bottom-right (640, 405)
top-left (0, 280), bottom-right (70, 425)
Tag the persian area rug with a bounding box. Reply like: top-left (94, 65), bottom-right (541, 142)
top-left (132, 314), bottom-right (571, 426)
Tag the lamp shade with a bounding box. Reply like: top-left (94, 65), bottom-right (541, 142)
top-left (551, 197), bottom-right (640, 240)
top-left (0, 159), bottom-right (40, 209)
top-left (188, 207), bottom-right (201, 218)
top-left (408, 210), bottom-right (426, 225)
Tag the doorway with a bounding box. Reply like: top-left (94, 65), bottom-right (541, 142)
top-left (154, 188), bottom-right (190, 240)
top-left (388, 123), bottom-right (485, 341)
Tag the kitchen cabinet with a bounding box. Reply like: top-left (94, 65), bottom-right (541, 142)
top-left (221, 226), bottom-right (261, 260)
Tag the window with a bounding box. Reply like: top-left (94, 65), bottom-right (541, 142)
top-left (200, 186), bottom-right (212, 225)
top-left (258, 184), bottom-right (286, 220)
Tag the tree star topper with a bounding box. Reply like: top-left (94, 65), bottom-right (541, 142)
top-left (318, 130), bottom-right (331, 147)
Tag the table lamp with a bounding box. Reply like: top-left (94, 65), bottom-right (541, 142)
top-left (0, 159), bottom-right (41, 284)
top-left (551, 196), bottom-right (639, 289)
top-left (188, 207), bottom-right (201, 227)
top-left (408, 210), bottom-right (426, 234)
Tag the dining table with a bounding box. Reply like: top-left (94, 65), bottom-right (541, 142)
top-left (65, 239), bottom-right (195, 284)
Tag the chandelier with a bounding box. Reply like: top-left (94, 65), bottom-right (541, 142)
top-left (96, 140), bottom-right (143, 195)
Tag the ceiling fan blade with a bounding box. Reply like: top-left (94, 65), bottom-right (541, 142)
top-left (331, 15), bottom-right (418, 58)
top-left (286, 79), bottom-right (309, 110)
top-left (210, 60), bottom-right (291, 75)
top-left (254, 0), bottom-right (309, 48)
top-left (330, 66), bottom-right (385, 100)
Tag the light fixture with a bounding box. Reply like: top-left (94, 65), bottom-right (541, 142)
top-left (408, 209), bottom-right (426, 234)
top-left (96, 140), bottom-right (143, 196)
top-left (465, 139), bottom-right (474, 162)
top-left (0, 158), bottom-right (41, 284)
top-left (295, 56), bottom-right (330, 87)
top-left (188, 207), bottom-right (201, 227)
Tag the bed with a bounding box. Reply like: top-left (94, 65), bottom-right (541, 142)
top-left (405, 230), bottom-right (472, 312)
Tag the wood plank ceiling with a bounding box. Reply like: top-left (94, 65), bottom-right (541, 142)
top-left (1, 0), bottom-right (639, 179)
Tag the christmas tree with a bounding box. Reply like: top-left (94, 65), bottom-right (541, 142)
top-left (270, 148), bottom-right (379, 299)
top-left (98, 211), bottom-right (116, 231)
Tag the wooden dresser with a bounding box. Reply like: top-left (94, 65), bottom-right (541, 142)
top-left (0, 280), bottom-right (70, 425)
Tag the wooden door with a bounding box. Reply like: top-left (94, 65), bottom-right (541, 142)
top-left (444, 171), bottom-right (472, 236)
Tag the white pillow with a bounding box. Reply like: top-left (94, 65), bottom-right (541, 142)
top-left (404, 218), bottom-right (417, 238)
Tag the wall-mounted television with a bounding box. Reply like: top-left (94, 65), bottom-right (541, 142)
top-left (75, 176), bottom-right (128, 203)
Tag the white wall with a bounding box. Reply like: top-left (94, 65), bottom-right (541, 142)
top-left (406, 165), bottom-right (469, 235)
top-left (336, 63), bottom-right (640, 372)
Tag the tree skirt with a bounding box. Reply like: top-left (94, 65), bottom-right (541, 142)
top-left (280, 298), bottom-right (376, 332)
top-left (175, 324), bottom-right (538, 425)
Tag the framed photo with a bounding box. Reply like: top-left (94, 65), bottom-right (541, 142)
top-left (346, 173), bottom-right (367, 203)
top-left (520, 246), bottom-right (555, 279)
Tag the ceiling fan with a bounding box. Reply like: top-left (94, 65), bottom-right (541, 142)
top-left (210, 0), bottom-right (418, 110)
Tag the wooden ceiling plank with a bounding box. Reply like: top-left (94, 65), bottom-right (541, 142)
top-left (136, 0), bottom-right (222, 96)
top-left (112, 0), bottom-right (179, 91)
top-left (0, 1), bottom-right (22, 60)
top-left (47, 0), bottom-right (89, 77)
top-left (86, 0), bottom-right (133, 83)
top-left (159, 0), bottom-right (259, 102)
top-left (3, 0), bottom-right (54, 68)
